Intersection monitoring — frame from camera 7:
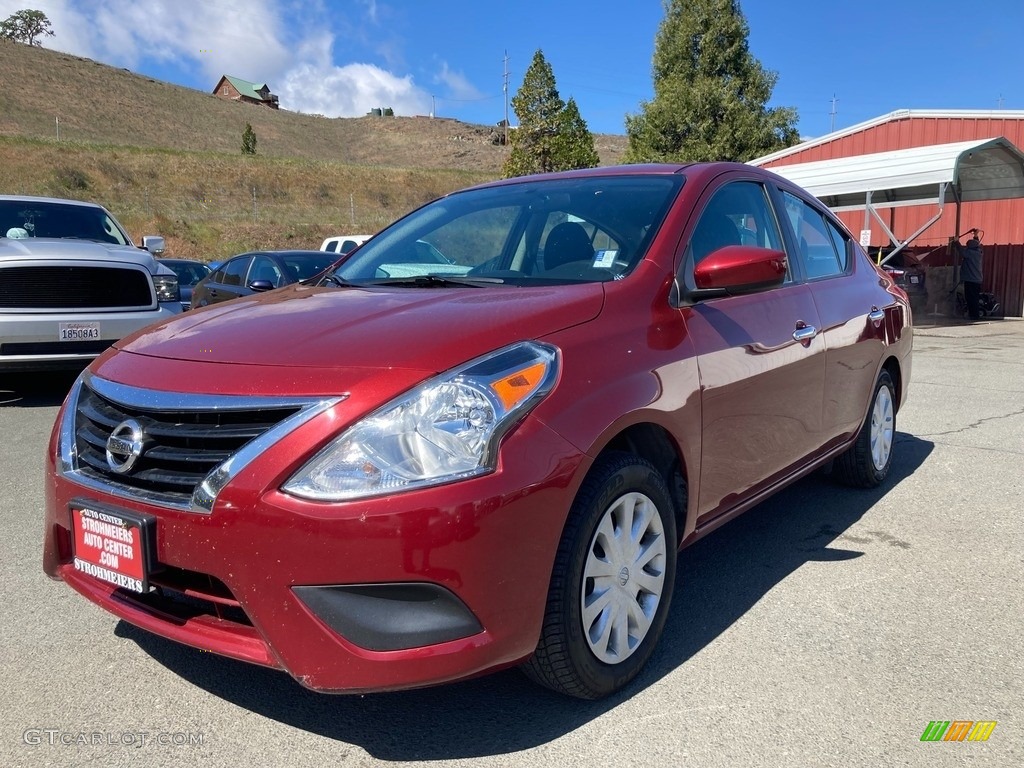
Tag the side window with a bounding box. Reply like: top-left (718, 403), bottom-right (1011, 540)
top-left (248, 255), bottom-right (284, 286)
top-left (824, 218), bottom-right (851, 272)
top-left (209, 267), bottom-right (226, 284)
top-left (683, 181), bottom-right (787, 288)
top-left (324, 241), bottom-right (338, 253)
top-left (341, 240), bottom-right (358, 254)
top-left (782, 191), bottom-right (846, 279)
top-left (221, 257), bottom-right (250, 286)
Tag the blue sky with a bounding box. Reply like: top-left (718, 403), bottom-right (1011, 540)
top-left (3, 0), bottom-right (1021, 139)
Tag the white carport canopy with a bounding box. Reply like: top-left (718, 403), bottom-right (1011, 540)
top-left (757, 137), bottom-right (1024, 262)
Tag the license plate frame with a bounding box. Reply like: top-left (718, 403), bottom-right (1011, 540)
top-left (70, 502), bottom-right (156, 593)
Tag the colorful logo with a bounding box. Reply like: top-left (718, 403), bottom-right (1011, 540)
top-left (920, 721), bottom-right (997, 742)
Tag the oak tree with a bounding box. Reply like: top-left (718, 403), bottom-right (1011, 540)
top-left (0, 9), bottom-right (55, 46)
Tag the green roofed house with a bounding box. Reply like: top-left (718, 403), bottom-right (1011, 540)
top-left (212, 75), bottom-right (279, 109)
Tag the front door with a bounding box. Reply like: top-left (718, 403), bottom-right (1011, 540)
top-left (680, 179), bottom-right (826, 523)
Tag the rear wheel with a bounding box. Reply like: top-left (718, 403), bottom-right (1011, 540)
top-left (523, 452), bottom-right (678, 699)
top-left (835, 370), bottom-right (895, 487)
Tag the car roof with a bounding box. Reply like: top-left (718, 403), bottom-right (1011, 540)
top-left (0, 194), bottom-right (106, 210)
top-left (231, 250), bottom-right (327, 258)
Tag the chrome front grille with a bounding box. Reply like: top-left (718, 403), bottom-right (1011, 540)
top-left (62, 373), bottom-right (343, 512)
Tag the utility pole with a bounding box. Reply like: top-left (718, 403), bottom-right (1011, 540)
top-left (55, 116), bottom-right (60, 142)
top-left (829, 95), bottom-right (839, 133)
top-left (503, 51), bottom-right (510, 146)
top-left (431, 95), bottom-right (436, 119)
top-left (997, 94), bottom-right (1005, 109)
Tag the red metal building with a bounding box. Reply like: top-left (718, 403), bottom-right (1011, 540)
top-left (752, 110), bottom-right (1024, 316)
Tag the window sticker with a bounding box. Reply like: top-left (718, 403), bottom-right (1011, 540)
top-left (592, 249), bottom-right (618, 268)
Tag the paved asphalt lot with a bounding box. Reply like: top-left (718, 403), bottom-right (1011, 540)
top-left (1, 320), bottom-right (1021, 768)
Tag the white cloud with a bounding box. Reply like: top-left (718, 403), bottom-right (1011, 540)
top-left (0, 0), bottom-right (436, 118)
top-left (0, 0), bottom-right (290, 84)
top-left (433, 61), bottom-right (484, 102)
top-left (280, 60), bottom-right (431, 117)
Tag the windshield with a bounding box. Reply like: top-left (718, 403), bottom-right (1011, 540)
top-left (333, 175), bottom-right (683, 286)
top-left (162, 260), bottom-right (210, 286)
top-left (0, 200), bottom-right (132, 245)
top-left (280, 252), bottom-right (337, 280)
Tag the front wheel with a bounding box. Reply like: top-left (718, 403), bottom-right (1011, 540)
top-left (522, 452), bottom-right (679, 699)
top-left (835, 370), bottom-right (896, 487)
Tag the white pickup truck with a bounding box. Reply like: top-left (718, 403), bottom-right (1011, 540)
top-left (0, 195), bottom-right (182, 372)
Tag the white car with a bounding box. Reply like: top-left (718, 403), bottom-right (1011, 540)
top-left (319, 235), bottom-right (371, 255)
top-left (0, 196), bottom-right (181, 372)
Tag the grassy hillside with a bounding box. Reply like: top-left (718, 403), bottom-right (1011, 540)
top-left (0, 42), bottom-right (627, 172)
top-left (0, 137), bottom-right (490, 260)
top-left (0, 41), bottom-right (628, 260)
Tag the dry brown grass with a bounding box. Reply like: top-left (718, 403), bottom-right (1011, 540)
top-left (0, 41), bottom-right (629, 260)
top-left (0, 42), bottom-right (627, 170)
top-left (0, 138), bottom-right (490, 259)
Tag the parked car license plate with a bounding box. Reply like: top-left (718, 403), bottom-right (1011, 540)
top-left (71, 506), bottom-right (155, 593)
top-left (59, 322), bottom-right (100, 341)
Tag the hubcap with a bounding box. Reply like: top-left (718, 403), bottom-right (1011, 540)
top-left (870, 385), bottom-right (894, 471)
top-left (581, 491), bottom-right (667, 664)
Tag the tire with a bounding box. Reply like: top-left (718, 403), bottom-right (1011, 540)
top-left (835, 370), bottom-right (896, 488)
top-left (522, 452), bottom-right (679, 699)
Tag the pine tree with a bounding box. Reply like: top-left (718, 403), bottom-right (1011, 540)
top-left (624, 0), bottom-right (798, 163)
top-left (504, 50), bottom-right (565, 177)
top-left (555, 98), bottom-right (600, 171)
top-left (241, 123), bottom-right (257, 155)
top-left (503, 51), bottom-right (601, 177)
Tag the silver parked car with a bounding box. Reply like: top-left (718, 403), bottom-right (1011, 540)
top-left (0, 196), bottom-right (182, 372)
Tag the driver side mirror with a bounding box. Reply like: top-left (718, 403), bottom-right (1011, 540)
top-left (141, 235), bottom-right (165, 255)
top-left (248, 280), bottom-right (275, 292)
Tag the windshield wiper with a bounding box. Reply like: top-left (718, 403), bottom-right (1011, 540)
top-left (364, 274), bottom-right (505, 288)
top-left (319, 271), bottom-right (358, 287)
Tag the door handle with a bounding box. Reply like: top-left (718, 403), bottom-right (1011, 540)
top-left (868, 307), bottom-right (885, 323)
top-left (792, 324), bottom-right (817, 343)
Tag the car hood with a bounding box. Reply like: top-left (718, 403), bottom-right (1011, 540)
top-left (0, 237), bottom-right (164, 273)
top-left (114, 282), bottom-right (605, 372)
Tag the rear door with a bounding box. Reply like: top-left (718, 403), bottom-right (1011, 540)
top-left (775, 188), bottom-right (897, 447)
top-left (680, 176), bottom-right (826, 523)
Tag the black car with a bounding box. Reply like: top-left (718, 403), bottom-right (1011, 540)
top-left (158, 258), bottom-right (211, 310)
top-left (191, 250), bottom-right (336, 307)
top-left (878, 251), bottom-right (927, 315)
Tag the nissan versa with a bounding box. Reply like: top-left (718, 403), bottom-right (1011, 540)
top-left (43, 164), bottom-right (912, 699)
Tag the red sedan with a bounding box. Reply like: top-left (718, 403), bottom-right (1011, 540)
top-left (43, 163), bottom-right (911, 699)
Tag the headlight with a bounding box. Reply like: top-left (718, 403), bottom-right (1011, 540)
top-left (153, 274), bottom-right (180, 302)
top-left (283, 341), bottom-right (559, 501)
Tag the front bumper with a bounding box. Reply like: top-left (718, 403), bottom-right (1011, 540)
top-left (43, 412), bottom-right (584, 693)
top-left (0, 304), bottom-right (181, 371)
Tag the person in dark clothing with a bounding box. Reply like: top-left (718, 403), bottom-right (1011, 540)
top-left (959, 236), bottom-right (984, 320)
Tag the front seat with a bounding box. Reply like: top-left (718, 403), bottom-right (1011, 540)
top-left (691, 213), bottom-right (741, 264)
top-left (543, 222), bottom-right (594, 270)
